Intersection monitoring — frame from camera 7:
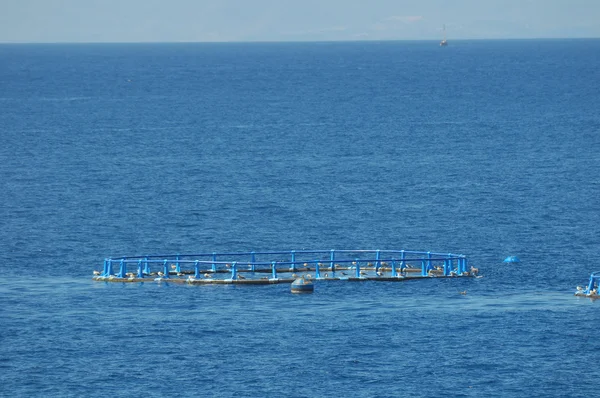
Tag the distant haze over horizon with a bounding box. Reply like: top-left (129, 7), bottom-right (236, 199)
top-left (1, 0), bottom-right (599, 44)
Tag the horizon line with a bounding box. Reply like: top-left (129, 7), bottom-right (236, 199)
top-left (0, 36), bottom-right (599, 45)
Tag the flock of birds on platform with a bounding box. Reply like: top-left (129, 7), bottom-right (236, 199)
top-left (576, 286), bottom-right (598, 295)
top-left (93, 260), bottom-right (482, 296)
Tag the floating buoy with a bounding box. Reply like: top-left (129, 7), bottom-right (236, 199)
top-left (291, 278), bottom-right (314, 294)
top-left (503, 256), bottom-right (520, 263)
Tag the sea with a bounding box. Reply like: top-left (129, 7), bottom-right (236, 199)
top-left (1, 39), bottom-right (600, 397)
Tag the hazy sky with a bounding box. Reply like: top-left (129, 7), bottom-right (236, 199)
top-left (1, 0), bottom-right (599, 43)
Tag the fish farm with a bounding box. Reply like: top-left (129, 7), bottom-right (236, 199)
top-left (93, 249), bottom-right (477, 285)
top-left (575, 271), bottom-right (600, 298)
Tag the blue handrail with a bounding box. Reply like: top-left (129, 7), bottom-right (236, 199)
top-left (98, 249), bottom-right (469, 280)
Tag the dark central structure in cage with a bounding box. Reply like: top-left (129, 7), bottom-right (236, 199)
top-left (93, 249), bottom-right (475, 284)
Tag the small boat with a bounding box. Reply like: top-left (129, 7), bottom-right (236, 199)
top-left (575, 271), bottom-right (600, 297)
top-left (440, 24), bottom-right (448, 46)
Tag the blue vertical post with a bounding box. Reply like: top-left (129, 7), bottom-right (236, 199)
top-left (443, 258), bottom-right (450, 276)
top-left (376, 250), bottom-right (381, 269)
top-left (251, 252), bottom-right (256, 272)
top-left (427, 251), bottom-right (432, 275)
top-left (421, 259), bottom-right (427, 276)
top-left (400, 250), bottom-right (405, 275)
top-left (391, 259), bottom-right (397, 277)
top-left (464, 258), bottom-right (469, 274)
top-left (587, 274), bottom-right (596, 293)
top-left (176, 254), bottom-right (181, 273)
top-left (107, 259), bottom-right (114, 276)
top-left (212, 252), bottom-right (217, 272)
top-left (459, 258), bottom-right (465, 275)
top-left (144, 257), bottom-right (150, 275)
top-left (137, 259), bottom-right (144, 278)
top-left (163, 260), bottom-right (170, 279)
top-left (231, 262), bottom-right (238, 280)
top-left (271, 261), bottom-right (277, 280)
top-left (330, 250), bottom-right (335, 272)
top-left (118, 259), bottom-right (126, 278)
top-left (291, 250), bottom-right (296, 272)
top-left (102, 259), bottom-right (109, 276)
top-left (355, 259), bottom-right (360, 278)
top-left (315, 261), bottom-right (321, 279)
top-left (194, 260), bottom-right (200, 279)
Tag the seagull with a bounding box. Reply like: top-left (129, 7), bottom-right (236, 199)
top-left (204, 273), bottom-right (212, 278)
top-left (93, 270), bottom-right (101, 276)
top-left (157, 271), bottom-right (164, 277)
top-left (460, 290), bottom-right (467, 295)
top-left (238, 274), bottom-right (246, 280)
top-left (170, 264), bottom-right (177, 270)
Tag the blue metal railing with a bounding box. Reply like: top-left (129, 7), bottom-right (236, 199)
top-left (577, 271), bottom-right (600, 296)
top-left (98, 249), bottom-right (469, 280)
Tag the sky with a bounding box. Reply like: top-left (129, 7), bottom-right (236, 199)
top-left (0, 0), bottom-right (599, 43)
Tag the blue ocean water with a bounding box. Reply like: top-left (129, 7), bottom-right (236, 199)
top-left (1, 39), bottom-right (600, 397)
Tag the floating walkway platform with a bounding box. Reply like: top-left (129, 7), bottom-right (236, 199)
top-left (93, 249), bottom-right (477, 285)
top-left (575, 271), bottom-right (600, 298)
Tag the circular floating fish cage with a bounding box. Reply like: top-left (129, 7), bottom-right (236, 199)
top-left (93, 249), bottom-right (475, 285)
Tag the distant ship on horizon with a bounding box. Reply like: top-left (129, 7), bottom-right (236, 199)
top-left (440, 24), bottom-right (448, 46)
